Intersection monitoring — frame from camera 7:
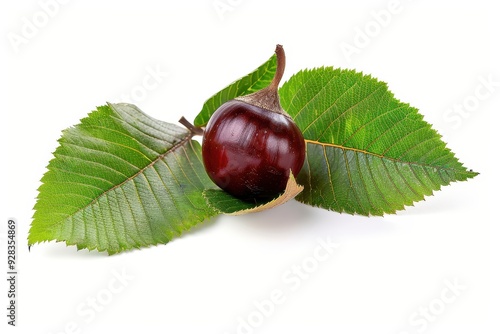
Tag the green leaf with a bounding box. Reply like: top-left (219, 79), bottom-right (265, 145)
top-left (204, 172), bottom-right (304, 215)
top-left (29, 103), bottom-right (218, 254)
top-left (279, 68), bottom-right (478, 216)
top-left (193, 52), bottom-right (277, 127)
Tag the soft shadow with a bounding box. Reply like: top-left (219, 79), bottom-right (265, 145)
top-left (235, 200), bottom-right (325, 234)
top-left (234, 199), bottom-right (399, 239)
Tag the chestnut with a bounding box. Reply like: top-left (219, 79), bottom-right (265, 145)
top-left (202, 45), bottom-right (305, 200)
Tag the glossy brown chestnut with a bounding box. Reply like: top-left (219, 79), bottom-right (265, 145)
top-left (201, 45), bottom-right (305, 200)
top-left (202, 99), bottom-right (305, 200)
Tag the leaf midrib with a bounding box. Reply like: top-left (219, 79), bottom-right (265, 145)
top-left (39, 132), bottom-right (195, 230)
top-left (304, 139), bottom-right (471, 174)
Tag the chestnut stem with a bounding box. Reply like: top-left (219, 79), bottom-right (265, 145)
top-left (179, 116), bottom-right (204, 136)
top-left (269, 44), bottom-right (286, 91)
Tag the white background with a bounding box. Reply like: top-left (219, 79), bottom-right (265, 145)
top-left (2, 0), bottom-right (499, 333)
